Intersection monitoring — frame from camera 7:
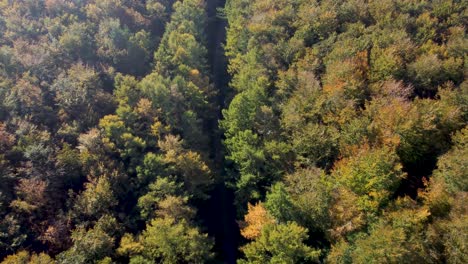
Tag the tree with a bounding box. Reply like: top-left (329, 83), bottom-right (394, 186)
top-left (98, 114), bottom-right (147, 172)
top-left (59, 22), bottom-right (95, 62)
top-left (239, 222), bottom-right (320, 264)
top-left (135, 152), bottom-right (167, 186)
top-left (239, 202), bottom-right (274, 240)
top-left (155, 195), bottom-right (195, 222)
top-left (362, 82), bottom-right (463, 170)
top-left (153, 0), bottom-right (208, 77)
top-left (95, 18), bottom-right (142, 74)
top-left (158, 135), bottom-right (212, 199)
top-left (129, 217), bottom-right (213, 264)
top-left (323, 50), bottom-right (370, 107)
top-left (137, 177), bottom-right (184, 220)
top-left (57, 218), bottom-right (115, 264)
top-left (51, 63), bottom-right (113, 129)
top-left (264, 183), bottom-right (294, 223)
top-left (328, 187), bottom-right (365, 240)
top-left (225, 129), bottom-right (267, 205)
top-left (431, 127), bottom-right (468, 194)
top-left (349, 202), bottom-right (431, 264)
top-left (408, 52), bottom-right (464, 96)
top-left (351, 225), bottom-right (411, 264)
top-left (1, 251), bottom-right (54, 264)
top-left (332, 145), bottom-right (406, 216)
top-left (54, 143), bottom-right (83, 193)
top-left (0, 214), bottom-right (26, 256)
top-left (72, 176), bottom-right (117, 221)
top-left (11, 178), bottom-right (48, 214)
top-left (438, 194), bottom-right (468, 264)
top-left (5, 74), bottom-right (47, 121)
top-left (283, 168), bottom-right (332, 232)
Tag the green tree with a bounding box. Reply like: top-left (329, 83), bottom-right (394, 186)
top-left (52, 63), bottom-right (113, 129)
top-left (59, 22), bottom-right (95, 62)
top-left (158, 135), bottom-right (212, 199)
top-left (57, 220), bottom-right (115, 264)
top-left (130, 217), bottom-right (213, 264)
top-left (284, 167), bottom-right (332, 232)
top-left (332, 145), bottom-right (405, 216)
top-left (72, 176), bottom-right (117, 221)
top-left (239, 222), bottom-right (320, 264)
top-left (431, 127), bottom-right (468, 194)
top-left (153, 0), bottom-right (208, 77)
top-left (264, 182), bottom-right (294, 223)
top-left (137, 177), bottom-right (183, 220)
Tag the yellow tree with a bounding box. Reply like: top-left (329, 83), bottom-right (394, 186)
top-left (239, 202), bottom-right (274, 240)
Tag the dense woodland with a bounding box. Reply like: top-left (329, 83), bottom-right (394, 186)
top-left (0, 0), bottom-right (466, 263)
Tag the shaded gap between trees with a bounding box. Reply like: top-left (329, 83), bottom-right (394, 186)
top-left (197, 0), bottom-right (240, 263)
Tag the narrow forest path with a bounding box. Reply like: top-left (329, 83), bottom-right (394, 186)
top-left (198, 0), bottom-right (240, 263)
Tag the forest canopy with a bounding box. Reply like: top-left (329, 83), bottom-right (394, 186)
top-left (0, 0), bottom-right (466, 263)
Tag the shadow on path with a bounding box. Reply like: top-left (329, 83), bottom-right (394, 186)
top-left (198, 0), bottom-right (240, 263)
